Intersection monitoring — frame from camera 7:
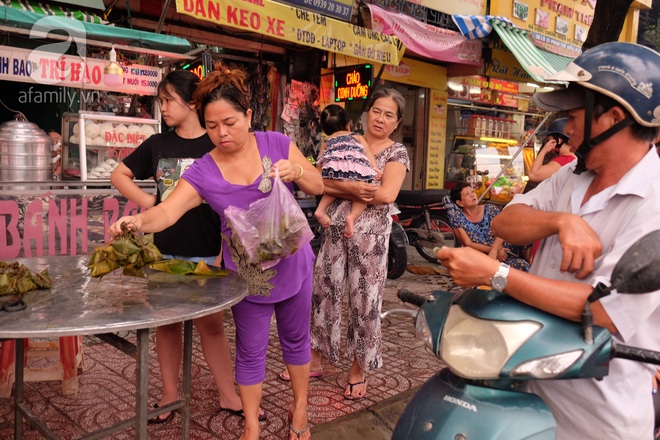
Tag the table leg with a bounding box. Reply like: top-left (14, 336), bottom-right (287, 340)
top-left (135, 329), bottom-right (149, 440)
top-left (14, 339), bottom-right (24, 440)
top-left (59, 336), bottom-right (80, 395)
top-left (182, 320), bottom-right (193, 439)
top-left (1, 339), bottom-right (16, 398)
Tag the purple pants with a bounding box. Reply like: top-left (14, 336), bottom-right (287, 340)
top-left (231, 274), bottom-right (312, 385)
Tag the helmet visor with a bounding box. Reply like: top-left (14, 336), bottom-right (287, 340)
top-left (534, 85), bottom-right (585, 112)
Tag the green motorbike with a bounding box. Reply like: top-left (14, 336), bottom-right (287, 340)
top-left (392, 230), bottom-right (660, 439)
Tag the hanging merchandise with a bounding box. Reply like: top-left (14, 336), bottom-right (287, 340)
top-left (281, 80), bottom-right (321, 160)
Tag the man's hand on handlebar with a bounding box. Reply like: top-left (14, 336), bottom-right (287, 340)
top-left (436, 246), bottom-right (500, 289)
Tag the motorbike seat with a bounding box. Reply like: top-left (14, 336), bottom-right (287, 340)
top-left (396, 189), bottom-right (450, 206)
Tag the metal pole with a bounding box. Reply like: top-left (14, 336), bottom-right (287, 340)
top-left (155, 0), bottom-right (173, 34)
top-left (477, 112), bottom-right (554, 204)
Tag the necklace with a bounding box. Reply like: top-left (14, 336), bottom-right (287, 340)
top-left (258, 156), bottom-right (272, 193)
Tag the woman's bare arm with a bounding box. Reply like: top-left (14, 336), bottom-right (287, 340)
top-left (528, 139), bottom-right (560, 182)
top-left (110, 162), bottom-right (156, 209)
top-left (109, 179), bottom-right (203, 236)
top-left (288, 141), bottom-right (323, 195)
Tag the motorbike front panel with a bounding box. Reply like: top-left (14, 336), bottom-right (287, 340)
top-left (393, 369), bottom-right (555, 440)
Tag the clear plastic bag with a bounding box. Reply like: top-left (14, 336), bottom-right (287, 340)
top-left (225, 169), bottom-right (314, 269)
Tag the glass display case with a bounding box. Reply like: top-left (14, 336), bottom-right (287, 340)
top-left (445, 136), bottom-right (527, 203)
top-left (61, 112), bottom-right (160, 181)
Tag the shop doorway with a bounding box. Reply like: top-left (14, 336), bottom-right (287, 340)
top-left (344, 81), bottom-right (426, 190)
top-left (390, 82), bottom-right (425, 190)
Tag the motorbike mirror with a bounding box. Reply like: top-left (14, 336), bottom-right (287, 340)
top-left (609, 229), bottom-right (660, 295)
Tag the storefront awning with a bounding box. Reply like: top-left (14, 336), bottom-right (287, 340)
top-left (366, 3), bottom-right (481, 66)
top-left (49, 0), bottom-right (105, 10)
top-left (174, 0), bottom-right (405, 66)
top-left (2, 0), bottom-right (106, 22)
top-left (490, 20), bottom-right (572, 84)
top-left (453, 15), bottom-right (573, 84)
top-left (0, 6), bottom-right (192, 55)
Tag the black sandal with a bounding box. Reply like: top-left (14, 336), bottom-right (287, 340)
top-left (148, 403), bottom-right (175, 425)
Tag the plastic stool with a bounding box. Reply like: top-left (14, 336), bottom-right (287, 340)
top-left (0, 336), bottom-right (84, 398)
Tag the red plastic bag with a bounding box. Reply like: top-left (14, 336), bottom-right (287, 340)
top-left (225, 169), bottom-right (314, 269)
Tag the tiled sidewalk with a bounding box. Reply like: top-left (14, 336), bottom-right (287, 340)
top-left (0, 249), bottom-right (453, 439)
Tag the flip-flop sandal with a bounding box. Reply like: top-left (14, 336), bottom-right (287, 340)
top-left (288, 409), bottom-right (311, 440)
top-left (344, 380), bottom-right (368, 400)
top-left (289, 421), bottom-right (311, 440)
top-left (278, 368), bottom-right (324, 381)
top-left (218, 406), bottom-right (268, 421)
top-left (148, 403), bottom-right (175, 425)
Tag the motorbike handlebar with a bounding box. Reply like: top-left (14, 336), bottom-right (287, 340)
top-left (612, 343), bottom-right (660, 365)
top-left (397, 289), bottom-right (429, 307)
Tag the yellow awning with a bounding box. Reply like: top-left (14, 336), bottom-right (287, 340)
top-left (175, 0), bottom-right (405, 66)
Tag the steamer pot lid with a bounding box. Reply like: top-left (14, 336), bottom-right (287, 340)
top-left (0, 119), bottom-right (52, 144)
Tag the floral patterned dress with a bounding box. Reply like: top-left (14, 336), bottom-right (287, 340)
top-left (311, 142), bottom-right (409, 371)
top-left (447, 203), bottom-right (530, 271)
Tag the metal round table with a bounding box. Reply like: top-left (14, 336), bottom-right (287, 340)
top-left (0, 255), bottom-right (248, 439)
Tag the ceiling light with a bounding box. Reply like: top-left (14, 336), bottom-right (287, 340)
top-left (447, 81), bottom-right (464, 92)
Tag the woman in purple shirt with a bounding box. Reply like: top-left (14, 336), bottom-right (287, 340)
top-left (109, 63), bottom-right (323, 440)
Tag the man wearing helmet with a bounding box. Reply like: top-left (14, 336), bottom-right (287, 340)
top-left (437, 42), bottom-right (660, 439)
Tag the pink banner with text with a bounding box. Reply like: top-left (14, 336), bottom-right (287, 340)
top-left (367, 4), bottom-right (481, 66)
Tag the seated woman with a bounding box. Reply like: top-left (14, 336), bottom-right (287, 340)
top-left (447, 181), bottom-right (530, 271)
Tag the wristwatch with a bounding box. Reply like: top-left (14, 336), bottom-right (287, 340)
top-left (490, 263), bottom-right (510, 292)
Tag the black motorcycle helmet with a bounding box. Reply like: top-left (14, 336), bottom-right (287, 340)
top-left (538, 117), bottom-right (569, 150)
top-left (533, 42), bottom-right (660, 174)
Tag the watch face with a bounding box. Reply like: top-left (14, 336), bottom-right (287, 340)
top-left (491, 275), bottom-right (507, 291)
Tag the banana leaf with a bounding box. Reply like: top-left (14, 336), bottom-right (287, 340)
top-left (148, 259), bottom-right (228, 276)
top-left (32, 269), bottom-right (51, 289)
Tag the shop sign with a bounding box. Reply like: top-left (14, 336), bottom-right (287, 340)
top-left (273, 0), bottom-right (354, 21)
top-left (426, 89), bottom-right (448, 189)
top-left (182, 58), bottom-right (208, 79)
top-left (0, 191), bottom-right (146, 259)
top-left (490, 0), bottom-right (593, 57)
top-left (175, 0), bottom-right (405, 66)
top-left (486, 42), bottom-right (533, 83)
top-left (368, 4), bottom-right (481, 66)
top-left (335, 56), bottom-right (446, 89)
top-left (0, 45), bottom-right (161, 95)
top-left (450, 76), bottom-right (518, 95)
top-left (334, 64), bottom-right (372, 102)
top-left (447, 76), bottom-right (519, 109)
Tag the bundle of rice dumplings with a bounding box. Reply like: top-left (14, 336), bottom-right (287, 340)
top-left (88, 223), bottom-right (162, 278)
top-left (0, 261), bottom-right (51, 295)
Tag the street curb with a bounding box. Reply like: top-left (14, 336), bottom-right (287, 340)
top-left (311, 385), bottom-right (422, 440)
